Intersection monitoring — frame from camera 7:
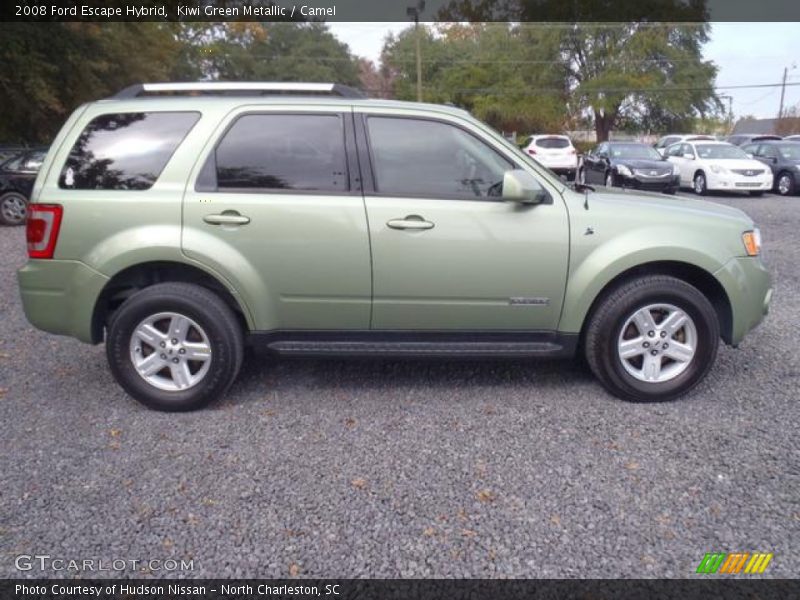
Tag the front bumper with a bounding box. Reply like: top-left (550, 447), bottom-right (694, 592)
top-left (706, 172), bottom-right (773, 192)
top-left (618, 173), bottom-right (680, 192)
top-left (17, 260), bottom-right (109, 344)
top-left (714, 256), bottom-right (772, 345)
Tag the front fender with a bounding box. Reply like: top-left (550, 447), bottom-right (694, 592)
top-left (558, 227), bottom-right (727, 334)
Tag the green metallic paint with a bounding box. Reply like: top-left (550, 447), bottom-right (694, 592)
top-left (17, 95), bottom-right (772, 352)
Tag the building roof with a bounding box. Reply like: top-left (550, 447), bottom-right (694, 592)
top-left (732, 118), bottom-right (778, 135)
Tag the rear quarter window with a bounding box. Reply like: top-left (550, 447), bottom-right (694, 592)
top-left (59, 112), bottom-right (199, 190)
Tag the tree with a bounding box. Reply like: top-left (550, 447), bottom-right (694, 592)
top-left (0, 23), bottom-right (181, 143)
top-left (381, 23), bottom-right (568, 133)
top-left (439, 0), bottom-right (721, 140)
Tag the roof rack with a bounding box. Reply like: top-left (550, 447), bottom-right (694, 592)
top-left (112, 82), bottom-right (366, 99)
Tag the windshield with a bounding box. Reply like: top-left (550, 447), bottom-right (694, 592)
top-left (777, 144), bottom-right (800, 160)
top-left (610, 144), bottom-right (662, 160)
top-left (695, 144), bottom-right (749, 159)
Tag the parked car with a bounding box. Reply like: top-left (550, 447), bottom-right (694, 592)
top-left (0, 144), bottom-right (28, 163)
top-left (783, 134), bottom-right (800, 142)
top-left (17, 82), bottom-right (771, 411)
top-left (521, 135), bottom-right (578, 180)
top-left (725, 134), bottom-right (782, 147)
top-left (0, 147), bottom-right (48, 225)
top-left (653, 134), bottom-right (715, 156)
top-left (664, 141), bottom-right (773, 195)
top-left (741, 139), bottom-right (800, 196)
top-left (578, 141), bottom-right (679, 193)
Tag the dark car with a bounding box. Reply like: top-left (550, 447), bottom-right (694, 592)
top-left (578, 141), bottom-right (680, 194)
top-left (0, 147), bottom-right (48, 225)
top-left (741, 140), bottom-right (800, 196)
top-left (726, 134), bottom-right (782, 147)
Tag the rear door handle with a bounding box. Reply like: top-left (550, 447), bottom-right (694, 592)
top-left (203, 212), bottom-right (250, 226)
top-left (387, 215), bottom-right (434, 231)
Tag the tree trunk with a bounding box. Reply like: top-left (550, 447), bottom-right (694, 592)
top-left (594, 109), bottom-right (614, 142)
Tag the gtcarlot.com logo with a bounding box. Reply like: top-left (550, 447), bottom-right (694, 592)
top-left (15, 554), bottom-right (194, 573)
top-left (696, 552), bottom-right (773, 574)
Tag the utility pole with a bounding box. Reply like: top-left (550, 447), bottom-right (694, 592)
top-left (406, 1), bottom-right (425, 102)
top-left (778, 63), bottom-right (797, 120)
top-left (778, 67), bottom-right (788, 119)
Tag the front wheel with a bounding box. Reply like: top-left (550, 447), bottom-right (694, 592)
top-left (776, 172), bottom-right (795, 196)
top-left (106, 282), bottom-right (244, 411)
top-left (693, 172), bottom-right (708, 195)
top-left (584, 275), bottom-right (719, 403)
top-left (0, 191), bottom-right (27, 226)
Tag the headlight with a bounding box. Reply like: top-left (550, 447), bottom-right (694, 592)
top-left (742, 228), bottom-right (761, 256)
top-left (616, 164), bottom-right (632, 177)
top-left (710, 164), bottom-right (727, 174)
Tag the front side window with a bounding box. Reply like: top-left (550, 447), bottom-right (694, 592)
top-left (666, 144), bottom-right (683, 157)
top-left (367, 117), bottom-right (513, 199)
top-left (59, 112), bottom-right (199, 190)
top-left (211, 114), bottom-right (347, 192)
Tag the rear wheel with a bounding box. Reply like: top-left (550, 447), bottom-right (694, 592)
top-left (693, 172), bottom-right (708, 195)
top-left (776, 171), bottom-right (795, 196)
top-left (0, 191), bottom-right (27, 226)
top-left (585, 275), bottom-right (719, 403)
top-left (106, 282), bottom-right (244, 411)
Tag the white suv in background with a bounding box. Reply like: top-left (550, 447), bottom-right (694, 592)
top-left (664, 140), bottom-right (774, 195)
top-left (653, 134), bottom-right (716, 156)
top-left (521, 135), bottom-right (578, 180)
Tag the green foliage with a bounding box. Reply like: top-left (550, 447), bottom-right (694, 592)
top-left (0, 23), bottom-right (180, 143)
top-left (381, 24), bottom-right (568, 132)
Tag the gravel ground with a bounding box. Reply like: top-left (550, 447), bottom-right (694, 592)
top-left (0, 192), bottom-right (798, 579)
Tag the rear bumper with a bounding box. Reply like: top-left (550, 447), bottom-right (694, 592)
top-left (17, 260), bottom-right (109, 344)
top-left (714, 256), bottom-right (772, 345)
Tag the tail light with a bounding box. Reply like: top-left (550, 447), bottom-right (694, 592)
top-left (27, 204), bottom-right (63, 259)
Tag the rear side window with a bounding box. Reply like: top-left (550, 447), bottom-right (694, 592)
top-left (59, 112), bottom-right (199, 190)
top-left (535, 137), bottom-right (570, 149)
top-left (208, 114), bottom-right (347, 192)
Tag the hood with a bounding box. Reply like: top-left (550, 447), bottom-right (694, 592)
top-left (705, 158), bottom-right (768, 171)
top-left (586, 186), bottom-right (751, 225)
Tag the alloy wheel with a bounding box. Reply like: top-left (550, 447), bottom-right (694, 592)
top-left (0, 193), bottom-right (27, 225)
top-left (617, 303), bottom-right (697, 383)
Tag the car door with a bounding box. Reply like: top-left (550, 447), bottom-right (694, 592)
top-left (588, 143), bottom-right (610, 183)
top-left (357, 111), bottom-right (569, 331)
top-left (182, 108), bottom-right (372, 331)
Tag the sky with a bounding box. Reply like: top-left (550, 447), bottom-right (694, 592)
top-left (327, 22), bottom-right (800, 120)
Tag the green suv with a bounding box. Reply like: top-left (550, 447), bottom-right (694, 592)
top-left (17, 82), bottom-right (772, 411)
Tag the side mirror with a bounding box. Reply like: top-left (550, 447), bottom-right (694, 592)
top-left (502, 169), bottom-right (549, 205)
top-left (683, 153), bottom-right (695, 160)
top-left (746, 153), bottom-right (754, 159)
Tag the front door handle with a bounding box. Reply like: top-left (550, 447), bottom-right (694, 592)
top-left (387, 215), bottom-right (435, 231)
top-left (203, 212), bottom-right (250, 226)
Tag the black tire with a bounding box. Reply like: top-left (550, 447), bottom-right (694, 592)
top-left (0, 191), bottom-right (28, 226)
top-left (775, 171), bottom-right (796, 196)
top-left (584, 275), bottom-right (720, 403)
top-left (693, 172), bottom-right (708, 196)
top-left (106, 282), bottom-right (244, 411)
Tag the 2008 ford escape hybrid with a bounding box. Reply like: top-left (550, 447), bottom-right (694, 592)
top-left (17, 82), bottom-right (772, 411)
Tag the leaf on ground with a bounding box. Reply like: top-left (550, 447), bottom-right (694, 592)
top-left (422, 527), bottom-right (436, 537)
top-left (162, 538), bottom-right (174, 549)
top-left (351, 478), bottom-right (367, 490)
top-left (0, 388), bottom-right (7, 398)
top-left (289, 563), bottom-right (301, 577)
top-left (550, 514), bottom-right (561, 526)
top-left (344, 417), bottom-right (357, 428)
top-left (201, 498), bottom-right (218, 507)
top-left (476, 489), bottom-right (495, 503)
top-left (109, 428), bottom-right (122, 437)
top-left (461, 529), bottom-right (477, 537)
top-left (624, 460), bottom-right (640, 471)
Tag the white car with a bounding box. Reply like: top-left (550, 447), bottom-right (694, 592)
top-left (521, 135), bottom-right (578, 179)
top-left (664, 140), bottom-right (773, 195)
top-left (653, 134), bottom-right (716, 156)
